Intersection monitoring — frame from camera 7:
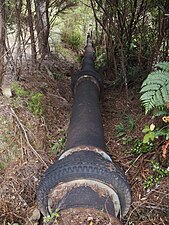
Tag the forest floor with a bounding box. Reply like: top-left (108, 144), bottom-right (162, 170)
top-left (0, 50), bottom-right (168, 225)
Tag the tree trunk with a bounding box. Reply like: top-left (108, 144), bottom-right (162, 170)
top-left (26, 0), bottom-right (37, 63)
top-left (34, 0), bottom-right (50, 58)
top-left (15, 0), bottom-right (23, 70)
top-left (0, 0), bottom-right (5, 86)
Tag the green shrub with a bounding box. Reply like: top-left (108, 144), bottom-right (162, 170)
top-left (62, 29), bottom-right (84, 50)
top-left (51, 137), bottom-right (65, 154)
top-left (131, 139), bottom-right (153, 155)
top-left (142, 123), bottom-right (169, 143)
top-left (12, 83), bottom-right (44, 117)
top-left (28, 93), bottom-right (44, 116)
top-left (68, 31), bottom-right (83, 49)
top-left (95, 51), bottom-right (106, 68)
top-left (115, 115), bottom-right (135, 138)
top-left (12, 82), bottom-right (29, 97)
top-left (44, 208), bottom-right (60, 223)
top-left (144, 161), bottom-right (169, 189)
top-left (0, 162), bottom-right (5, 170)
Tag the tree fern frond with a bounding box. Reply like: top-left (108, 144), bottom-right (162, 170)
top-left (141, 84), bottom-right (161, 93)
top-left (140, 91), bottom-right (155, 101)
top-left (161, 85), bottom-right (169, 103)
top-left (154, 89), bottom-right (165, 106)
top-left (156, 62), bottom-right (169, 72)
top-left (140, 68), bottom-right (169, 114)
top-left (142, 71), bottom-right (169, 86)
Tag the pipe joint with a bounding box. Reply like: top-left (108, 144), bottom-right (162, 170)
top-left (71, 70), bottom-right (103, 95)
top-left (59, 145), bottom-right (112, 162)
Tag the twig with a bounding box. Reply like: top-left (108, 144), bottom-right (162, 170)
top-left (125, 154), bottom-right (142, 174)
top-left (125, 201), bottom-right (146, 225)
top-left (144, 205), bottom-right (169, 211)
top-left (47, 93), bottom-right (68, 103)
top-left (10, 107), bottom-right (48, 168)
top-left (126, 186), bottom-right (169, 225)
top-left (104, 196), bottom-right (113, 223)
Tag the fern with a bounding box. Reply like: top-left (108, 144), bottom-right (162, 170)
top-left (140, 62), bottom-right (169, 114)
top-left (156, 61), bottom-right (169, 72)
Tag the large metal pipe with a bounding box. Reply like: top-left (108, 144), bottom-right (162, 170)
top-left (65, 79), bottom-right (106, 150)
top-left (37, 34), bottom-right (131, 224)
top-left (62, 35), bottom-right (108, 158)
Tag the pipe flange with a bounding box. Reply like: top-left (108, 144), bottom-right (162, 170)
top-left (59, 145), bottom-right (112, 162)
top-left (74, 75), bottom-right (100, 94)
top-left (71, 70), bottom-right (103, 94)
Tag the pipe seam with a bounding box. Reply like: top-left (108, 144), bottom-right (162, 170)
top-left (59, 145), bottom-right (112, 162)
top-left (74, 74), bottom-right (100, 94)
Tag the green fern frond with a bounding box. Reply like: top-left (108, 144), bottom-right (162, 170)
top-left (140, 68), bottom-right (169, 114)
top-left (156, 61), bottom-right (169, 72)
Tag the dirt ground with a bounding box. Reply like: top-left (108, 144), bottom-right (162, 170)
top-left (0, 53), bottom-right (168, 225)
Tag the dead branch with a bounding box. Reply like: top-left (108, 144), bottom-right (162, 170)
top-left (10, 107), bottom-right (48, 168)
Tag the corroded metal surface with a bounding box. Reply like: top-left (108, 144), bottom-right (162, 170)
top-left (48, 179), bottom-right (120, 217)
